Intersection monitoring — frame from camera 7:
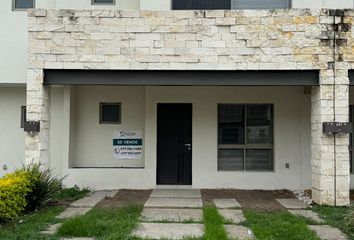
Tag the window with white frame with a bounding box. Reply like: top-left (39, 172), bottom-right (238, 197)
top-left (218, 104), bottom-right (274, 171)
top-left (92, 0), bottom-right (115, 5)
top-left (13, 0), bottom-right (35, 10)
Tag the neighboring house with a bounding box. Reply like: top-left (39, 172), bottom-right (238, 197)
top-left (1, 0), bottom-right (354, 206)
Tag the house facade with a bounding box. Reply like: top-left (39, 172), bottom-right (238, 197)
top-left (1, 0), bottom-right (354, 206)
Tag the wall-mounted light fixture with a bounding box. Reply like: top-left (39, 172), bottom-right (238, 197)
top-left (24, 121), bottom-right (40, 137)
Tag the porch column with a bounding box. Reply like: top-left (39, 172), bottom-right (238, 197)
top-left (311, 69), bottom-right (350, 206)
top-left (25, 68), bottom-right (51, 167)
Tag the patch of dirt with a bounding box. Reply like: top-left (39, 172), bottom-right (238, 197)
top-left (96, 189), bottom-right (152, 208)
top-left (201, 189), bottom-right (295, 211)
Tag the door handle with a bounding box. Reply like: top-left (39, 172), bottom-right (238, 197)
top-left (184, 143), bottom-right (191, 147)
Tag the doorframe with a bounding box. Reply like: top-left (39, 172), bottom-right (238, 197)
top-left (156, 102), bottom-right (193, 186)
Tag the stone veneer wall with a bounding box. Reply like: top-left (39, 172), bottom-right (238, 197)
top-left (26, 9), bottom-right (354, 205)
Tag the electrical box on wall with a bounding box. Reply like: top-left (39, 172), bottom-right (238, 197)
top-left (24, 121), bottom-right (40, 133)
top-left (323, 122), bottom-right (352, 134)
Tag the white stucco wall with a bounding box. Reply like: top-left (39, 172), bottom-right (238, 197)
top-left (71, 86), bottom-right (145, 168)
top-left (292, 0), bottom-right (354, 9)
top-left (0, 1), bottom-right (27, 84)
top-left (0, 87), bottom-right (26, 177)
top-left (50, 85), bottom-right (312, 190)
top-left (140, 0), bottom-right (171, 10)
top-left (36, 0), bottom-right (139, 9)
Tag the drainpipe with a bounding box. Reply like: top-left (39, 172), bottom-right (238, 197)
top-left (332, 11), bottom-right (337, 207)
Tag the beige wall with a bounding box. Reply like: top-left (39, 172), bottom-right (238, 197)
top-left (292, 0), bottom-right (354, 8)
top-left (145, 86), bottom-right (311, 189)
top-left (50, 85), bottom-right (312, 190)
top-left (71, 86), bottom-right (145, 168)
top-left (0, 87), bottom-right (26, 177)
top-left (37, 0), bottom-right (139, 9)
top-left (0, 1), bottom-right (27, 84)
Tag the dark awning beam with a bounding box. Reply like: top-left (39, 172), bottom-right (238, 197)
top-left (44, 69), bottom-right (319, 86)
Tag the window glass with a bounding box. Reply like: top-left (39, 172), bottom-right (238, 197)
top-left (100, 103), bottom-right (121, 124)
top-left (232, 0), bottom-right (290, 9)
top-left (246, 105), bottom-right (273, 144)
top-left (172, 0), bottom-right (231, 10)
top-left (92, 0), bottom-right (115, 4)
top-left (218, 105), bottom-right (244, 145)
top-left (245, 149), bottom-right (273, 171)
top-left (218, 104), bottom-right (273, 171)
top-left (218, 149), bottom-right (244, 171)
top-left (14, 0), bottom-right (34, 9)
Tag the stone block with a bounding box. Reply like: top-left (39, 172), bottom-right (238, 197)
top-left (214, 199), bottom-right (241, 209)
top-left (145, 197), bottom-right (203, 208)
top-left (132, 223), bottom-right (204, 240)
top-left (56, 208), bottom-right (91, 219)
top-left (309, 225), bottom-right (347, 240)
top-left (276, 199), bottom-right (307, 209)
top-left (141, 208), bottom-right (203, 222)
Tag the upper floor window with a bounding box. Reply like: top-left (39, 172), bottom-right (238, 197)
top-left (92, 0), bottom-right (115, 5)
top-left (231, 0), bottom-right (290, 9)
top-left (13, 0), bottom-right (35, 10)
top-left (172, 0), bottom-right (231, 10)
top-left (172, 0), bottom-right (290, 10)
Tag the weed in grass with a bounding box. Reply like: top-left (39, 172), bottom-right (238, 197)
top-left (312, 205), bottom-right (354, 239)
top-left (0, 206), bottom-right (64, 240)
top-left (244, 210), bottom-right (320, 240)
top-left (52, 186), bottom-right (91, 202)
top-left (203, 207), bottom-right (228, 240)
top-left (57, 204), bottom-right (142, 240)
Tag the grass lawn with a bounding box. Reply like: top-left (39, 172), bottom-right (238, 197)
top-left (52, 186), bottom-right (91, 202)
top-left (0, 206), bottom-right (64, 240)
top-left (312, 205), bottom-right (354, 240)
top-left (57, 205), bottom-right (143, 240)
top-left (203, 207), bottom-right (228, 240)
top-left (0, 187), bottom-right (90, 240)
top-left (57, 205), bottom-right (229, 240)
top-left (244, 210), bottom-right (320, 240)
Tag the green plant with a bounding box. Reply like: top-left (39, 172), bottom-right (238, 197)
top-left (0, 171), bottom-right (32, 221)
top-left (57, 205), bottom-right (142, 239)
top-left (0, 206), bottom-right (64, 240)
top-left (344, 209), bottom-right (354, 236)
top-left (244, 210), bottom-right (320, 240)
top-left (21, 163), bottom-right (63, 211)
top-left (313, 205), bottom-right (354, 239)
top-left (52, 186), bottom-right (91, 202)
top-left (203, 207), bottom-right (228, 240)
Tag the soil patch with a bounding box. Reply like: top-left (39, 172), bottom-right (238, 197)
top-left (201, 189), bottom-right (294, 211)
top-left (96, 189), bottom-right (152, 208)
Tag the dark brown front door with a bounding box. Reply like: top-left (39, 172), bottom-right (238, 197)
top-left (157, 104), bottom-right (192, 185)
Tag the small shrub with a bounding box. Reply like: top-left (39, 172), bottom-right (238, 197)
top-left (22, 163), bottom-right (63, 211)
top-left (344, 209), bottom-right (354, 235)
top-left (0, 171), bottom-right (32, 221)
